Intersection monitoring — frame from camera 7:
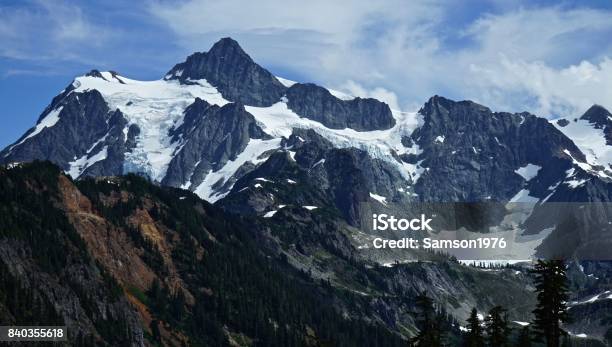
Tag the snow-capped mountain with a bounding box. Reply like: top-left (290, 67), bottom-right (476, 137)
top-left (1, 38), bottom-right (403, 199)
top-left (2, 37), bottom-right (612, 259)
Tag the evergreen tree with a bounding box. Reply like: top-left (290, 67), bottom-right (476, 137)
top-left (516, 326), bottom-right (532, 347)
top-left (485, 306), bottom-right (510, 347)
top-left (463, 308), bottom-right (485, 347)
top-left (531, 260), bottom-right (570, 347)
top-left (171, 290), bottom-right (187, 321)
top-left (150, 319), bottom-right (161, 342)
top-left (411, 292), bottom-right (444, 346)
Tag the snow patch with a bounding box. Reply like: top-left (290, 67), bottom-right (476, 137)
top-left (263, 210), bottom-right (277, 218)
top-left (369, 192), bottom-right (388, 206)
top-left (570, 290), bottom-right (612, 306)
top-left (275, 76), bottom-right (296, 88)
top-left (193, 138), bottom-right (281, 202)
top-left (72, 73), bottom-right (229, 182)
top-left (68, 146), bottom-right (108, 178)
top-left (11, 106), bottom-right (64, 150)
top-left (515, 164), bottom-right (541, 181)
top-left (554, 117), bottom-right (612, 175)
top-left (255, 177), bottom-right (273, 183)
top-left (244, 101), bottom-right (423, 184)
top-left (509, 189), bottom-right (539, 203)
top-left (288, 150), bottom-right (296, 161)
top-left (312, 158), bottom-right (325, 168)
top-left (566, 179), bottom-right (588, 188)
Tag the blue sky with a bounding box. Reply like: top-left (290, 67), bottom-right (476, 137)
top-left (2, 0), bottom-right (612, 148)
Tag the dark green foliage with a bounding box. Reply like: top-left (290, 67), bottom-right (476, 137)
top-left (0, 161), bottom-right (87, 273)
top-left (411, 292), bottom-right (445, 346)
top-left (484, 306), bottom-right (510, 347)
top-left (77, 168), bottom-right (406, 346)
top-left (0, 261), bottom-right (64, 326)
top-left (151, 319), bottom-right (161, 342)
top-left (464, 308), bottom-right (484, 347)
top-left (531, 260), bottom-right (570, 347)
top-left (0, 161), bottom-right (136, 346)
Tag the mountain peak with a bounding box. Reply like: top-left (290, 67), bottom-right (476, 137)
top-left (581, 104), bottom-right (612, 126)
top-left (202, 37), bottom-right (251, 65)
top-left (209, 37), bottom-right (246, 54)
top-left (84, 70), bottom-right (125, 84)
top-left (164, 37), bottom-right (286, 107)
top-left (420, 95), bottom-right (491, 118)
top-left (85, 69), bottom-right (105, 78)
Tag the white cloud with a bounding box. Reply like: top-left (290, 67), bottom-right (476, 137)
top-left (150, 1), bottom-right (612, 118)
top-left (149, 0), bottom-right (441, 44)
top-left (464, 7), bottom-right (612, 64)
top-left (453, 7), bottom-right (612, 116)
top-left (470, 57), bottom-right (612, 118)
top-left (340, 80), bottom-right (400, 111)
top-left (3, 1), bottom-right (611, 120)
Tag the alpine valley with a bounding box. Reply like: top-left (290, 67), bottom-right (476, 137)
top-left (1, 38), bottom-right (612, 346)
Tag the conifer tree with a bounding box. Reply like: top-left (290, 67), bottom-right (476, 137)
top-left (531, 260), bottom-right (569, 347)
top-left (463, 308), bottom-right (485, 347)
top-left (411, 292), bottom-right (444, 346)
top-left (150, 319), bottom-right (161, 342)
top-left (485, 306), bottom-right (510, 347)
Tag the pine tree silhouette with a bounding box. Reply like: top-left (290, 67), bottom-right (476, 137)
top-left (411, 292), bottom-right (444, 346)
top-left (463, 308), bottom-right (485, 347)
top-left (531, 260), bottom-right (569, 347)
top-left (485, 306), bottom-right (510, 347)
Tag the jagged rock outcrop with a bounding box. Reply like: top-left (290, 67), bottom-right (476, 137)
top-left (581, 104), bottom-right (612, 145)
top-left (221, 128), bottom-right (410, 227)
top-left (163, 98), bottom-right (270, 187)
top-left (412, 95), bottom-right (584, 202)
top-left (0, 88), bottom-right (135, 178)
top-left (286, 83), bottom-right (395, 131)
top-left (2, 38), bottom-right (612, 262)
top-left (165, 37), bottom-right (287, 107)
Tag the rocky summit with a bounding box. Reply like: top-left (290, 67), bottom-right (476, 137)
top-left (2, 37), bottom-right (612, 345)
top-left (3, 38), bottom-right (612, 260)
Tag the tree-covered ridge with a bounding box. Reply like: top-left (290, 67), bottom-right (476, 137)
top-left (0, 161), bottom-right (406, 346)
top-left (1, 162), bottom-right (610, 346)
top-left (0, 161), bottom-right (140, 346)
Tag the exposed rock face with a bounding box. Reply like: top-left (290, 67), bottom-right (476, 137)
top-left (0, 89), bottom-right (135, 178)
top-left (165, 37), bottom-right (287, 107)
top-left (286, 83), bottom-right (396, 131)
top-left (163, 98), bottom-right (270, 187)
top-left (411, 95), bottom-right (584, 202)
top-left (3, 37), bottom-right (612, 263)
top-left (0, 164), bottom-right (145, 346)
top-left (221, 128), bottom-right (410, 227)
top-left (57, 175), bottom-right (157, 291)
top-left (581, 104), bottom-right (612, 145)
top-left (1, 161), bottom-right (440, 346)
